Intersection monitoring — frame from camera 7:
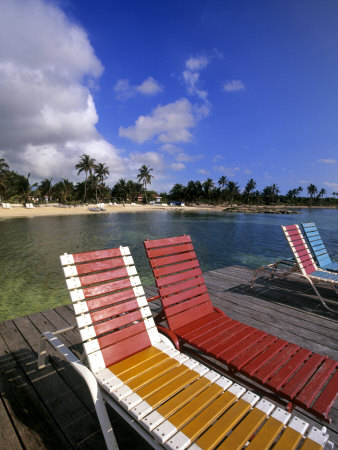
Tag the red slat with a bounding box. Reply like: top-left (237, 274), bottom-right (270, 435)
top-left (97, 321), bottom-right (146, 349)
top-left (311, 369), bottom-right (338, 420)
top-left (199, 322), bottom-right (246, 353)
top-left (229, 335), bottom-right (278, 371)
top-left (94, 309), bottom-right (143, 336)
top-left (280, 353), bottom-right (325, 399)
top-left (295, 359), bottom-right (337, 409)
top-left (177, 313), bottom-right (227, 340)
top-left (241, 339), bottom-right (288, 377)
top-left (79, 267), bottom-right (128, 287)
top-left (154, 259), bottom-right (200, 277)
top-left (144, 235), bottom-right (191, 249)
top-left (102, 330), bottom-right (151, 366)
top-left (190, 319), bottom-right (238, 348)
top-left (90, 299), bottom-right (139, 323)
top-left (162, 284), bottom-right (208, 308)
top-left (284, 225), bottom-right (298, 231)
top-left (73, 248), bottom-right (122, 263)
top-left (149, 251), bottom-right (197, 268)
top-left (86, 288), bottom-right (136, 311)
top-left (165, 293), bottom-right (210, 318)
top-left (209, 327), bottom-right (257, 358)
top-left (158, 269), bottom-right (203, 293)
top-left (253, 343), bottom-right (299, 384)
top-left (83, 278), bottom-right (132, 298)
top-left (220, 330), bottom-right (267, 364)
top-left (266, 348), bottom-right (311, 391)
top-left (75, 257), bottom-right (125, 275)
top-left (146, 243), bottom-right (194, 259)
top-left (168, 302), bottom-right (214, 330)
top-left (304, 265), bottom-right (315, 275)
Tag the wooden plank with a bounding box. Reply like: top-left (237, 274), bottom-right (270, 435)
top-left (0, 392), bottom-right (24, 450)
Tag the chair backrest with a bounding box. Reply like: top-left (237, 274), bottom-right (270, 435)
top-left (301, 222), bottom-right (332, 269)
top-left (282, 225), bottom-right (318, 275)
top-left (144, 235), bottom-right (214, 331)
top-left (60, 247), bottom-right (160, 373)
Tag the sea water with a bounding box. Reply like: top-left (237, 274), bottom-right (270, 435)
top-left (0, 208), bottom-right (337, 320)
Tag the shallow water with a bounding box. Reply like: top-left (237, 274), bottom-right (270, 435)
top-left (0, 208), bottom-right (337, 320)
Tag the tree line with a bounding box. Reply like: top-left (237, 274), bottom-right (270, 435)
top-left (0, 156), bottom-right (337, 206)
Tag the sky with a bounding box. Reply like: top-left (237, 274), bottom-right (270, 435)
top-left (0, 0), bottom-right (338, 195)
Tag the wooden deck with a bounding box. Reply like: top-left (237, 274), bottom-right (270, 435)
top-left (0, 266), bottom-right (337, 449)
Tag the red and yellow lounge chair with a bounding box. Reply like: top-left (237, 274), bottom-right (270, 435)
top-left (38, 246), bottom-right (330, 449)
top-left (144, 236), bottom-right (338, 423)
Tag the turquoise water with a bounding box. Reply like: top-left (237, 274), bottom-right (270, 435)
top-left (0, 208), bottom-right (337, 321)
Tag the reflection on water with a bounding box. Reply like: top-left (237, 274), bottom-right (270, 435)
top-left (0, 208), bottom-right (337, 320)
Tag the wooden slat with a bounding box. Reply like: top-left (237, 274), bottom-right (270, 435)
top-left (156, 268), bottom-right (202, 290)
top-left (162, 284), bottom-right (208, 308)
top-left (72, 248), bottom-right (122, 263)
top-left (146, 242), bottom-right (194, 259)
top-left (229, 335), bottom-right (278, 371)
top-left (241, 339), bottom-right (288, 376)
top-left (168, 301), bottom-right (214, 330)
top-left (75, 257), bottom-right (125, 275)
top-left (144, 235), bottom-right (191, 249)
top-left (311, 370), bottom-right (338, 419)
top-left (148, 251), bottom-right (197, 268)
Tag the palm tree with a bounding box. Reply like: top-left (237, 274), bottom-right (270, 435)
top-left (94, 163), bottom-right (110, 201)
top-left (226, 181), bottom-right (240, 206)
top-left (0, 158), bottom-right (9, 173)
top-left (307, 184), bottom-right (317, 207)
top-left (137, 165), bottom-right (154, 203)
top-left (202, 178), bottom-right (215, 201)
top-left (39, 178), bottom-right (53, 202)
top-left (16, 173), bottom-right (38, 204)
top-left (75, 154), bottom-right (96, 203)
top-left (316, 188), bottom-right (326, 205)
top-left (218, 176), bottom-right (228, 190)
top-left (244, 178), bottom-right (257, 204)
top-left (112, 178), bottom-right (128, 202)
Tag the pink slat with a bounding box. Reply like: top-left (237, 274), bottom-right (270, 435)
top-left (158, 270), bottom-right (203, 293)
top-left (311, 370), bottom-right (338, 420)
top-left (280, 353), bottom-right (326, 399)
top-left (153, 259), bottom-right (200, 277)
top-left (148, 251), bottom-right (197, 268)
top-left (102, 330), bottom-right (151, 367)
top-left (165, 293), bottom-right (210, 318)
top-left (253, 343), bottom-right (299, 384)
top-left (94, 309), bottom-right (143, 336)
top-left (266, 348), bottom-right (311, 391)
top-left (168, 301), bottom-right (214, 331)
top-left (229, 335), bottom-right (278, 371)
top-left (162, 284), bottom-right (208, 308)
top-left (73, 248), bottom-right (122, 263)
top-left (83, 278), bottom-right (132, 298)
top-left (241, 339), bottom-right (288, 377)
top-left (75, 257), bottom-right (125, 275)
top-left (144, 235), bottom-right (191, 249)
top-left (295, 359), bottom-right (337, 408)
top-left (146, 243), bottom-right (194, 259)
top-left (209, 326), bottom-right (256, 358)
top-left (220, 330), bottom-right (267, 364)
top-left (86, 288), bottom-right (136, 311)
top-left (90, 299), bottom-right (139, 323)
top-left (97, 321), bottom-right (146, 349)
top-left (79, 267), bottom-right (128, 287)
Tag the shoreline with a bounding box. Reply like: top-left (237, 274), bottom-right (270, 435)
top-left (0, 203), bottom-right (336, 220)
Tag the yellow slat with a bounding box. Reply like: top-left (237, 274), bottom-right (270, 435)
top-left (218, 408), bottom-right (267, 450)
top-left (194, 398), bottom-right (252, 450)
top-left (118, 352), bottom-right (170, 383)
top-left (169, 383), bottom-right (224, 429)
top-left (127, 358), bottom-right (179, 390)
top-left (146, 370), bottom-right (200, 409)
top-left (180, 390), bottom-right (237, 442)
top-left (300, 439), bottom-right (323, 450)
top-left (108, 346), bottom-right (161, 376)
top-left (156, 377), bottom-right (211, 420)
top-left (137, 365), bottom-right (189, 399)
top-left (246, 417), bottom-right (284, 449)
top-left (273, 427), bottom-right (303, 450)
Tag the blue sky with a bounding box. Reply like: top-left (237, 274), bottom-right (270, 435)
top-left (0, 0), bottom-right (337, 194)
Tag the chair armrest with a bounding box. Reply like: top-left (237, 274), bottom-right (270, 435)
top-left (157, 326), bottom-right (181, 350)
top-left (147, 294), bottom-right (160, 302)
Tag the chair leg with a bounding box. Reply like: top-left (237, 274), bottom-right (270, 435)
top-left (306, 277), bottom-right (338, 313)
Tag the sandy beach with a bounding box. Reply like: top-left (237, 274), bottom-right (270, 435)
top-left (0, 203), bottom-right (224, 219)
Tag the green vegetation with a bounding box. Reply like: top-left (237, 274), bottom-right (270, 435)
top-left (0, 156), bottom-right (337, 207)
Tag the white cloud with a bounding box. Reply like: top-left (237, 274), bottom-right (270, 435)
top-left (215, 166), bottom-right (240, 177)
top-left (197, 169), bottom-right (209, 175)
top-left (223, 80), bottom-right (245, 92)
top-left (318, 158), bottom-right (337, 164)
top-left (114, 76), bottom-right (162, 100)
top-left (171, 163), bottom-right (185, 171)
top-left (186, 56), bottom-right (209, 72)
top-left (119, 98), bottom-right (196, 144)
top-left (324, 182), bottom-right (338, 191)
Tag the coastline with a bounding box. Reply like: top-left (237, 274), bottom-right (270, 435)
top-left (0, 203), bottom-right (336, 220)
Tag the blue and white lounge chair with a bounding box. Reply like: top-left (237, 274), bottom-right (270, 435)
top-left (301, 223), bottom-right (338, 273)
